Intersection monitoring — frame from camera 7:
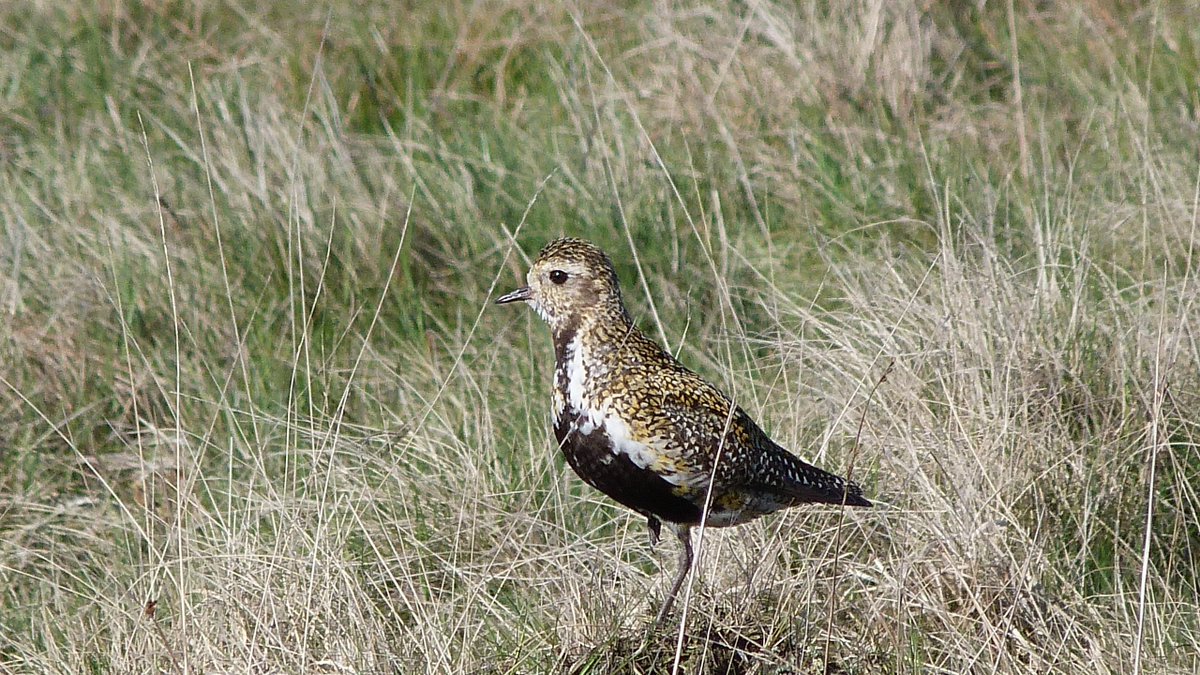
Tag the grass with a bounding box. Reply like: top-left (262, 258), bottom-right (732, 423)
top-left (2, 0), bottom-right (1199, 672)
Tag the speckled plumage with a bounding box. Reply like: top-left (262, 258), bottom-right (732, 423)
top-left (497, 237), bottom-right (870, 622)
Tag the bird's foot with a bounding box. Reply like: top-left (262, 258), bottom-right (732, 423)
top-left (646, 516), bottom-right (661, 548)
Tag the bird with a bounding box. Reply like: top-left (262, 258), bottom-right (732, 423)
top-left (496, 237), bottom-right (871, 623)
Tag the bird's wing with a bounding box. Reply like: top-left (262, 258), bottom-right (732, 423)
top-left (627, 355), bottom-right (869, 506)
top-left (622, 359), bottom-right (756, 486)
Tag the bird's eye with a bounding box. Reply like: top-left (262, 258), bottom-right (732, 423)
top-left (549, 270), bottom-right (569, 285)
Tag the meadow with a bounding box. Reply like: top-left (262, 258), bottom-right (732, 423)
top-left (1, 1), bottom-right (1198, 672)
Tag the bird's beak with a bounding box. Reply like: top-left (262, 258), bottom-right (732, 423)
top-left (495, 286), bottom-right (533, 304)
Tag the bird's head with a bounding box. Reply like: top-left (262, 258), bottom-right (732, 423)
top-left (496, 237), bottom-right (627, 334)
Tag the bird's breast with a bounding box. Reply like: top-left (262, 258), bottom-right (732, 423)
top-left (553, 403), bottom-right (704, 526)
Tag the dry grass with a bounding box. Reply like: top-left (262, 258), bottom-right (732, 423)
top-left (1, 1), bottom-right (1198, 673)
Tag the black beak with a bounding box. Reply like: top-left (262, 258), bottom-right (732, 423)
top-left (495, 286), bottom-right (533, 304)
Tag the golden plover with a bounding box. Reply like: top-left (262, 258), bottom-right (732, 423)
top-left (497, 237), bottom-right (870, 622)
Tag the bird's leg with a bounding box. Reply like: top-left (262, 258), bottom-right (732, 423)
top-left (647, 516), bottom-right (661, 548)
top-left (655, 524), bottom-right (693, 625)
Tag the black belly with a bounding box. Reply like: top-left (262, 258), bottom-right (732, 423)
top-left (554, 411), bottom-right (702, 524)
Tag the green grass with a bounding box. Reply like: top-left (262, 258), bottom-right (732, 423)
top-left (2, 1), bottom-right (1199, 672)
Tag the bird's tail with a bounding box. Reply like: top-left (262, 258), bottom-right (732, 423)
top-left (758, 448), bottom-right (872, 507)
